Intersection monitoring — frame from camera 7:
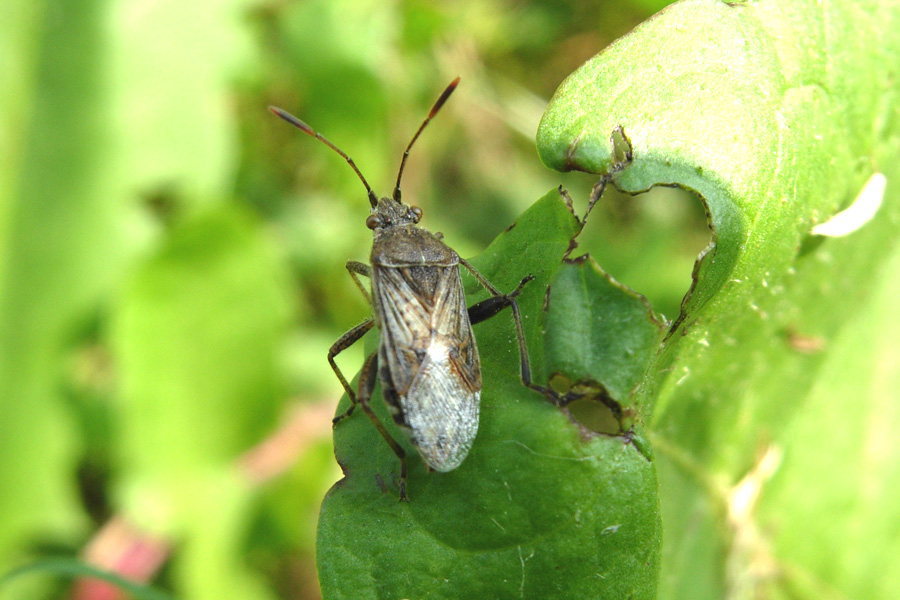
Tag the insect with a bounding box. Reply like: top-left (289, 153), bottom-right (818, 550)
top-left (270, 78), bottom-right (534, 500)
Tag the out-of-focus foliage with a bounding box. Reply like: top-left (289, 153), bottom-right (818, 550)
top-left (0, 0), bottom-right (679, 599)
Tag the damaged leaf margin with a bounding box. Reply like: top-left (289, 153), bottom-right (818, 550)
top-left (536, 0), bottom-right (893, 417)
top-left (536, 0), bottom-right (900, 598)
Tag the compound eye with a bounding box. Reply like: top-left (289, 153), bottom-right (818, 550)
top-left (410, 206), bottom-right (423, 221)
top-left (366, 214), bottom-right (380, 229)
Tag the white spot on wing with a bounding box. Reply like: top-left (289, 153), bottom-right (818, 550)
top-left (426, 339), bottom-right (451, 363)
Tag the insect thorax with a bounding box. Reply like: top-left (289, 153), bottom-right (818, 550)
top-left (370, 225), bottom-right (458, 267)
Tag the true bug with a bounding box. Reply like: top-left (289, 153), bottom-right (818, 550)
top-left (270, 78), bottom-right (534, 500)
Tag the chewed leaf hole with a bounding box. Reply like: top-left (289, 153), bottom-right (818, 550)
top-left (567, 396), bottom-right (621, 436)
top-left (611, 127), bottom-right (632, 165)
top-left (548, 374), bottom-right (623, 436)
top-left (579, 184), bottom-right (710, 320)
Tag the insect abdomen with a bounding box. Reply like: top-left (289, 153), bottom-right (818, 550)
top-left (380, 340), bottom-right (480, 472)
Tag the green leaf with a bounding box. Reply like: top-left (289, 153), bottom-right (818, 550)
top-left (537, 0), bottom-right (900, 597)
top-left (757, 243), bottom-right (900, 598)
top-left (111, 207), bottom-right (291, 600)
top-left (0, 0), bottom-right (130, 577)
top-left (113, 208), bottom-right (290, 487)
top-left (0, 558), bottom-right (176, 600)
top-left (107, 0), bottom-right (256, 203)
top-left (317, 190), bottom-right (662, 599)
top-left (543, 256), bottom-right (664, 418)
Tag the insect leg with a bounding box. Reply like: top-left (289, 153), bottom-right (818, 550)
top-left (583, 126), bottom-right (633, 223)
top-left (582, 173), bottom-right (613, 226)
top-left (329, 319), bottom-right (375, 424)
top-left (356, 350), bottom-right (409, 501)
top-left (466, 274), bottom-right (533, 325)
top-left (346, 260), bottom-right (372, 304)
top-left (459, 258), bottom-right (540, 391)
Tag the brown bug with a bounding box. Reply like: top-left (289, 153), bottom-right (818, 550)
top-left (270, 78), bottom-right (534, 500)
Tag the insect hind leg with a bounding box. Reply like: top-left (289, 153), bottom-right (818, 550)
top-left (466, 274), bottom-right (533, 325)
top-left (459, 259), bottom-right (543, 393)
top-left (354, 350), bottom-right (409, 501)
top-left (468, 274), bottom-right (560, 400)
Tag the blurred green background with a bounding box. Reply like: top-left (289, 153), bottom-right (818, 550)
top-left (0, 0), bottom-right (713, 598)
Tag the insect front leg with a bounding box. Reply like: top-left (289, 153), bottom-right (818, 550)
top-left (329, 319), bottom-right (375, 424)
top-left (346, 260), bottom-right (372, 304)
top-left (583, 126), bottom-right (633, 224)
top-left (355, 350), bottom-right (409, 501)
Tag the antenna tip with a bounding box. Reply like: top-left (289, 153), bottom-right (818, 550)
top-left (268, 105), bottom-right (315, 136)
top-left (429, 77), bottom-right (461, 118)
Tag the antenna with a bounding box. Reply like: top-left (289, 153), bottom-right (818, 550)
top-left (268, 105), bottom-right (379, 208)
top-left (392, 77), bottom-right (460, 203)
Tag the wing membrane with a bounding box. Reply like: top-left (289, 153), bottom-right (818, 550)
top-left (373, 264), bottom-right (482, 471)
